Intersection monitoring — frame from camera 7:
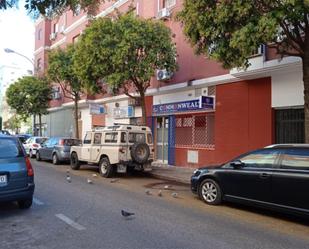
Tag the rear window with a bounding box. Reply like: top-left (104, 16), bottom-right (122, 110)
top-left (128, 133), bottom-right (145, 143)
top-left (0, 138), bottom-right (23, 158)
top-left (63, 139), bottom-right (80, 146)
top-left (35, 138), bottom-right (47, 144)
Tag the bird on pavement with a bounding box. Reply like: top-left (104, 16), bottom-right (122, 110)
top-left (92, 173), bottom-right (98, 177)
top-left (171, 192), bottom-right (178, 198)
top-left (87, 178), bottom-right (93, 184)
top-left (145, 189), bottom-right (152, 195)
top-left (158, 190), bottom-right (163, 197)
top-left (121, 210), bottom-right (135, 218)
top-left (164, 185), bottom-right (170, 190)
top-left (66, 176), bottom-right (71, 183)
top-left (110, 179), bottom-right (119, 183)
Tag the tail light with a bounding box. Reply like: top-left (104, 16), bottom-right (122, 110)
top-left (33, 144), bottom-right (39, 148)
top-left (25, 157), bottom-right (34, 176)
top-left (59, 139), bottom-right (64, 146)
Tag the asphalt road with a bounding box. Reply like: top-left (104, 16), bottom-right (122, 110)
top-left (1, 159), bottom-right (309, 249)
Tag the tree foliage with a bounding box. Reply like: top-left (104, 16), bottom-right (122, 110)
top-left (0, 0), bottom-right (103, 17)
top-left (6, 76), bottom-right (51, 120)
top-left (178, 0), bottom-right (309, 68)
top-left (74, 13), bottom-right (177, 124)
top-left (47, 45), bottom-right (83, 138)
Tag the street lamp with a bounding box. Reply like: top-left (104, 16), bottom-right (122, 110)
top-left (4, 48), bottom-right (36, 135)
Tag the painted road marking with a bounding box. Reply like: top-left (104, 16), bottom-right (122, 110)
top-left (33, 198), bottom-right (44, 205)
top-left (55, 214), bottom-right (86, 231)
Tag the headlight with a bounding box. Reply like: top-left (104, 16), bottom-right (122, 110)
top-left (193, 169), bottom-right (201, 176)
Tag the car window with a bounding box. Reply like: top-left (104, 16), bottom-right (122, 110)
top-left (147, 133), bottom-right (153, 144)
top-left (35, 138), bottom-right (47, 144)
top-left (84, 132), bottom-right (92, 144)
top-left (280, 148), bottom-right (309, 170)
top-left (237, 149), bottom-right (280, 168)
top-left (128, 133), bottom-right (145, 143)
top-left (0, 138), bottom-right (23, 158)
top-left (93, 133), bottom-right (102, 145)
top-left (105, 133), bottom-right (118, 143)
top-left (121, 132), bottom-right (127, 143)
top-left (63, 139), bottom-right (80, 146)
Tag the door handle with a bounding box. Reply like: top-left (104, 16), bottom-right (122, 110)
top-left (260, 173), bottom-right (270, 179)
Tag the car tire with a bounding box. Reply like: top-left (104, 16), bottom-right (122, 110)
top-left (29, 149), bottom-right (33, 158)
top-left (52, 153), bottom-right (59, 165)
top-left (130, 143), bottom-right (150, 164)
top-left (70, 152), bottom-right (80, 170)
top-left (36, 151), bottom-right (41, 161)
top-left (198, 179), bottom-right (222, 205)
top-left (18, 198), bottom-right (33, 209)
top-left (99, 157), bottom-right (114, 178)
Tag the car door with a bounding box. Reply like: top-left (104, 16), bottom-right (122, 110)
top-left (272, 148), bottom-right (309, 212)
top-left (90, 133), bottom-right (102, 162)
top-left (47, 138), bottom-right (59, 160)
top-left (80, 132), bottom-right (92, 161)
top-left (39, 139), bottom-right (50, 159)
top-left (219, 149), bottom-right (281, 203)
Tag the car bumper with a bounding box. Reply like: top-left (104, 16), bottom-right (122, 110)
top-left (58, 151), bottom-right (70, 161)
top-left (191, 176), bottom-right (199, 194)
top-left (0, 183), bottom-right (35, 202)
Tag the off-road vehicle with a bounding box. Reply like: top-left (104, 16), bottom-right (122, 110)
top-left (70, 124), bottom-right (154, 178)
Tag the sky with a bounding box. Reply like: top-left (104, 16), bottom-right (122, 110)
top-left (0, 0), bottom-right (35, 71)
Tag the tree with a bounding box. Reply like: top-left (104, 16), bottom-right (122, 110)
top-left (3, 114), bottom-right (22, 134)
top-left (178, 0), bottom-right (309, 142)
top-left (6, 76), bottom-right (52, 136)
top-left (0, 0), bottom-right (102, 17)
top-left (47, 45), bottom-right (83, 139)
top-left (74, 13), bottom-right (177, 125)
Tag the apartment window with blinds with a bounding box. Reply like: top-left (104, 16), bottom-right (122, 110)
top-left (175, 113), bottom-right (215, 149)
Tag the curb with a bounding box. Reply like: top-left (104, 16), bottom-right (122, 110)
top-left (147, 172), bottom-right (191, 185)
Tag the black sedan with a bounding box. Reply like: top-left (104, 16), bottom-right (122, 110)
top-left (191, 144), bottom-right (309, 217)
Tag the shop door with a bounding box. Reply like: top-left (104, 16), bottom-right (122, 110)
top-left (156, 117), bottom-right (169, 164)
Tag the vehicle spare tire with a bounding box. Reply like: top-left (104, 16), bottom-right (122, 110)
top-left (130, 142), bottom-right (150, 164)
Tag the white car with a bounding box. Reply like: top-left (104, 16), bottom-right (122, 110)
top-left (23, 136), bottom-right (48, 158)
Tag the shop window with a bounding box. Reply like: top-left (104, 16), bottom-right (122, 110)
top-left (175, 114), bottom-right (215, 149)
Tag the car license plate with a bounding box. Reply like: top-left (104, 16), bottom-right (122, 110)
top-left (0, 175), bottom-right (7, 186)
top-left (117, 164), bottom-right (127, 173)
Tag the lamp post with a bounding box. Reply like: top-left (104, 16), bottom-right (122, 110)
top-left (4, 48), bottom-right (36, 135)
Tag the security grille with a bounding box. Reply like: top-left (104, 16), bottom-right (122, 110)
top-left (175, 113), bottom-right (215, 149)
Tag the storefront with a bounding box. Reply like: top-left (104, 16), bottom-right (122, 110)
top-left (152, 95), bottom-right (215, 165)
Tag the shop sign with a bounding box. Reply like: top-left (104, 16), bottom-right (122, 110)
top-left (90, 104), bottom-right (105, 114)
top-left (152, 96), bottom-right (214, 115)
top-left (113, 106), bottom-right (134, 119)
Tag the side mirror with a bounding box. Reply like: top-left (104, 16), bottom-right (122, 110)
top-left (230, 160), bottom-right (244, 168)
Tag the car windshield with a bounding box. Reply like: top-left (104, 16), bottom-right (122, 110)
top-left (35, 138), bottom-right (47, 144)
top-left (0, 138), bottom-right (23, 158)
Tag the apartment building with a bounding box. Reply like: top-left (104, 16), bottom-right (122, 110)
top-left (34, 0), bottom-right (305, 167)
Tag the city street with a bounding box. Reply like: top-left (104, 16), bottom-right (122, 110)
top-left (1, 159), bottom-right (309, 249)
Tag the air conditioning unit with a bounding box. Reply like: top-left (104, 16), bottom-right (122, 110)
top-left (156, 69), bottom-right (173, 81)
top-left (157, 8), bottom-right (170, 19)
top-left (50, 32), bottom-right (57, 41)
top-left (60, 25), bottom-right (66, 34)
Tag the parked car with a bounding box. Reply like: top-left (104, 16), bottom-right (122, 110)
top-left (23, 136), bottom-right (48, 158)
top-left (0, 130), bottom-right (10, 135)
top-left (36, 137), bottom-right (81, 165)
top-left (70, 124), bottom-right (154, 178)
top-left (0, 134), bottom-right (35, 209)
top-left (191, 144), bottom-right (309, 217)
top-left (16, 134), bottom-right (32, 143)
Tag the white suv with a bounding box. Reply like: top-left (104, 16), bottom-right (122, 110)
top-left (70, 124), bottom-right (154, 178)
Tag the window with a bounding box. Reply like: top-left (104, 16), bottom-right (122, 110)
top-left (105, 133), bottom-right (118, 143)
top-left (281, 149), bottom-right (309, 170)
top-left (128, 133), bottom-right (146, 143)
top-left (175, 114), bottom-right (214, 149)
top-left (121, 132), bottom-right (127, 143)
top-left (83, 132), bottom-right (92, 144)
top-left (147, 133), bottom-right (153, 144)
top-left (0, 138), bottom-right (23, 158)
top-left (237, 149), bottom-right (280, 168)
top-left (38, 29), bottom-right (42, 40)
top-left (93, 133), bottom-right (102, 145)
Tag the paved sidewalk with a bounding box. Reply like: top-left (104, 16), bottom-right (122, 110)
top-left (148, 161), bottom-right (196, 185)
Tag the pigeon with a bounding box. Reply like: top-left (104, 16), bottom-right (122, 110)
top-left (145, 189), bottom-right (152, 195)
top-left (164, 185), bottom-right (170, 190)
top-left (66, 169), bottom-right (70, 174)
top-left (171, 192), bottom-right (178, 198)
top-left (66, 176), bottom-right (71, 183)
top-left (121, 210), bottom-right (135, 218)
top-left (110, 179), bottom-right (119, 183)
top-left (87, 178), bottom-right (93, 184)
top-left (158, 190), bottom-right (163, 197)
top-left (92, 174), bottom-right (98, 177)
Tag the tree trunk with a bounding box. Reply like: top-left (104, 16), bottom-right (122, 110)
top-left (39, 114), bottom-right (42, 136)
top-left (140, 91), bottom-right (147, 126)
top-left (74, 95), bottom-right (79, 139)
top-left (33, 114), bottom-right (36, 136)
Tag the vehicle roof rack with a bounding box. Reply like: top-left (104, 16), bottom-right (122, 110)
top-left (113, 123), bottom-right (144, 126)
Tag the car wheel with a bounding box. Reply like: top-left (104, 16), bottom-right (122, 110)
top-left (18, 198), bottom-right (33, 209)
top-left (130, 143), bottom-right (150, 164)
top-left (52, 153), bottom-right (59, 165)
top-left (29, 149), bottom-right (33, 158)
top-left (36, 151), bottom-right (41, 161)
top-left (198, 179), bottom-right (222, 205)
top-left (99, 157), bottom-right (114, 178)
top-left (70, 152), bottom-right (80, 170)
